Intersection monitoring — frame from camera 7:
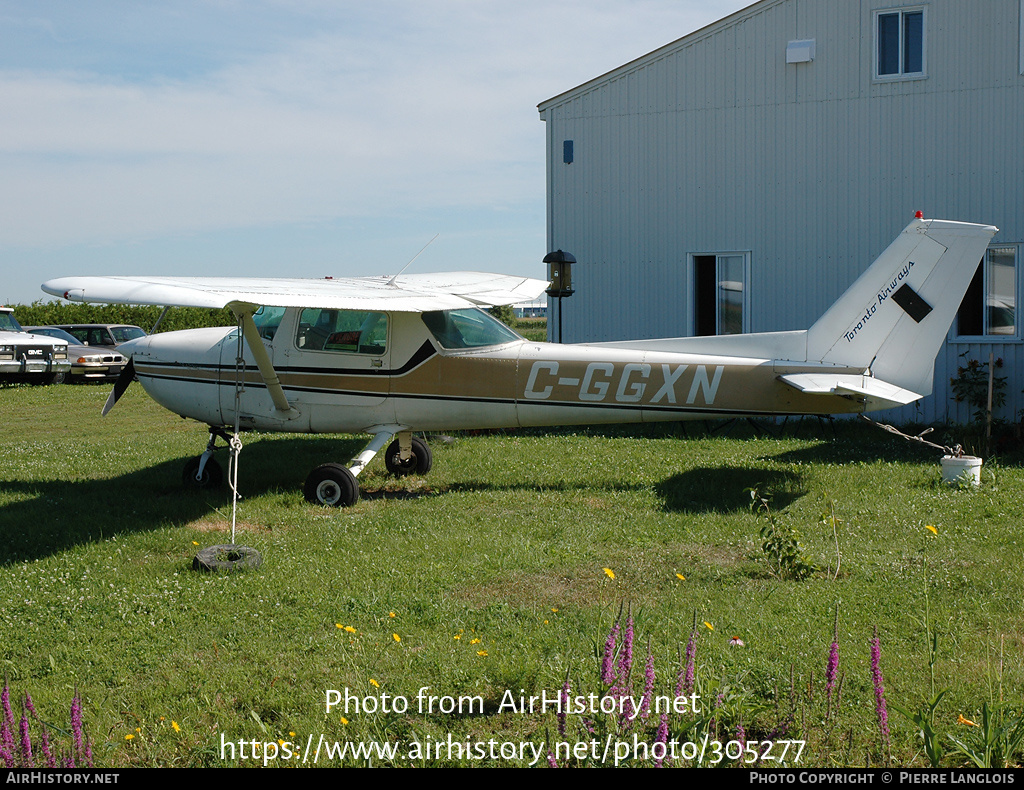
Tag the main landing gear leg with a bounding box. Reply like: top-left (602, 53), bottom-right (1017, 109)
top-left (303, 431), bottom-right (434, 508)
top-left (182, 427), bottom-right (231, 488)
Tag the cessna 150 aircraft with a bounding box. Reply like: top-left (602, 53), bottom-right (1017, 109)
top-left (42, 215), bottom-right (996, 507)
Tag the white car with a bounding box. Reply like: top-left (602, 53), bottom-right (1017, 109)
top-left (0, 307), bottom-right (71, 385)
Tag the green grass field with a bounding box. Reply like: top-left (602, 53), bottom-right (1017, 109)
top-left (1, 383), bottom-right (1021, 767)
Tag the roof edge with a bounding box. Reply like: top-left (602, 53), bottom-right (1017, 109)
top-left (537, 0), bottom-right (776, 114)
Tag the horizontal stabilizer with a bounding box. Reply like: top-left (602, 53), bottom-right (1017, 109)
top-left (779, 373), bottom-right (922, 410)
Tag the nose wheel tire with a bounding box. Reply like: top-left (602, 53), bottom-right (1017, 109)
top-left (304, 463), bottom-right (360, 507)
top-left (182, 456), bottom-right (224, 489)
top-left (384, 436), bottom-right (432, 477)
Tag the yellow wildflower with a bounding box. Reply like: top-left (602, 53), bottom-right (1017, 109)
top-left (392, 633), bottom-right (401, 643)
top-left (192, 541), bottom-right (199, 546)
top-left (551, 608), bottom-right (559, 613)
top-left (453, 634), bottom-right (461, 640)
top-left (958, 714), bottom-right (978, 727)
top-left (926, 525), bottom-right (938, 535)
top-left (544, 619), bottom-right (549, 624)
top-left (470, 638), bottom-right (481, 645)
top-left (369, 678), bottom-right (380, 688)
top-left (125, 733), bottom-right (134, 741)
top-left (389, 611), bottom-right (396, 618)
top-left (340, 716), bottom-right (349, 725)
top-left (172, 721), bottom-right (180, 733)
top-left (603, 567), bottom-right (615, 580)
top-left (477, 650), bottom-right (488, 657)
top-left (344, 626), bottom-right (356, 634)
top-left (676, 573), bottom-right (686, 581)
top-left (704, 621), bottom-right (714, 631)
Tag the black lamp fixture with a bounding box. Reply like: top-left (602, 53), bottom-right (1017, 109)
top-left (543, 250), bottom-right (576, 298)
top-left (543, 249), bottom-right (576, 342)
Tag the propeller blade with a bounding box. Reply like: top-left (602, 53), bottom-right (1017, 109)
top-left (102, 358), bottom-right (135, 416)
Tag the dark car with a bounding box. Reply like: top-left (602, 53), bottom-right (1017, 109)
top-left (23, 326), bottom-right (127, 383)
top-left (54, 324), bottom-right (147, 349)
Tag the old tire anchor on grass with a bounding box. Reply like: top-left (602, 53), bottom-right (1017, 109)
top-left (192, 544), bottom-right (262, 573)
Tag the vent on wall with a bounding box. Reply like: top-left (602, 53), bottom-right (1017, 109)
top-left (786, 39), bottom-right (815, 63)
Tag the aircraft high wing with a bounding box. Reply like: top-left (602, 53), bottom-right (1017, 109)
top-left (41, 216), bottom-right (997, 507)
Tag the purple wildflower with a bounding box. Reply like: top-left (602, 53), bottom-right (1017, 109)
top-left (2, 681), bottom-right (14, 765)
top-left (601, 615), bottom-right (620, 685)
top-left (84, 738), bottom-right (93, 768)
top-left (826, 609), bottom-right (840, 719)
top-left (617, 607), bottom-right (634, 687)
top-left (23, 693), bottom-right (37, 720)
top-left (681, 628), bottom-right (697, 697)
top-left (547, 751), bottom-right (558, 768)
top-left (19, 704), bottom-right (32, 767)
top-left (640, 639), bottom-right (655, 720)
top-left (70, 690), bottom-right (83, 764)
top-left (654, 712), bottom-right (670, 767)
top-left (40, 726), bottom-right (55, 769)
top-left (870, 626), bottom-right (890, 747)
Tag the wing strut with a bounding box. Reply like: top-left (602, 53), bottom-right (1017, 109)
top-left (230, 304), bottom-right (298, 417)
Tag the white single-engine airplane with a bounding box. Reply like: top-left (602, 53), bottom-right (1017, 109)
top-left (42, 215), bottom-right (996, 507)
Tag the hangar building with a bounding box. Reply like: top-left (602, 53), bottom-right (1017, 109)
top-left (538, 0), bottom-right (1024, 423)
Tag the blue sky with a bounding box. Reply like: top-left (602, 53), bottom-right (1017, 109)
top-left (1, 0), bottom-right (749, 305)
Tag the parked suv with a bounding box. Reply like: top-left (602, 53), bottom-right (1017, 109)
top-left (54, 324), bottom-right (147, 349)
top-left (0, 308), bottom-right (71, 385)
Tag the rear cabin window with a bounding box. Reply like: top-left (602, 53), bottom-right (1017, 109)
top-left (295, 309), bottom-right (388, 354)
top-left (421, 308), bottom-right (522, 349)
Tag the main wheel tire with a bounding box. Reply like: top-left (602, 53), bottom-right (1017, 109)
top-left (304, 463), bottom-right (359, 507)
top-left (384, 436), bottom-right (432, 477)
top-left (182, 456), bottom-right (224, 489)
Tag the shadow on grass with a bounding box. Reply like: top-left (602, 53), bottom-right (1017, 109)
top-left (0, 435), bottom-right (368, 565)
top-left (656, 466), bottom-right (805, 513)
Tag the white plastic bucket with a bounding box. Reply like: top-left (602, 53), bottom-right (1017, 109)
top-left (941, 455), bottom-right (982, 487)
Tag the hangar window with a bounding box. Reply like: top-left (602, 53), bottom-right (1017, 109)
top-left (692, 253), bottom-right (749, 336)
top-left (956, 246), bottom-right (1019, 338)
top-left (875, 7), bottom-right (925, 79)
top-left (295, 309), bottom-right (388, 354)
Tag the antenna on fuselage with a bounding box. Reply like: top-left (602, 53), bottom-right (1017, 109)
top-left (386, 233), bottom-right (439, 287)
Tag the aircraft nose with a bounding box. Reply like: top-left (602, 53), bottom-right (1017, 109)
top-left (117, 336), bottom-right (151, 358)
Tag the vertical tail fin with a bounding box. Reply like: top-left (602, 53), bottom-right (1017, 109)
top-left (805, 217), bottom-right (997, 396)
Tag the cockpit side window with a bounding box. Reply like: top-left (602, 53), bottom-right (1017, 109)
top-left (295, 309), bottom-right (388, 354)
top-left (421, 308), bottom-right (522, 350)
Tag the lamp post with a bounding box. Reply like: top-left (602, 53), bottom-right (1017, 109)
top-left (543, 250), bottom-right (576, 343)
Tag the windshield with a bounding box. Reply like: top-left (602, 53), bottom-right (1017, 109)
top-left (27, 327), bottom-right (78, 343)
top-left (253, 306), bottom-right (286, 340)
top-left (421, 308), bottom-right (522, 350)
top-left (111, 326), bottom-right (147, 343)
top-left (0, 312), bottom-right (23, 332)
